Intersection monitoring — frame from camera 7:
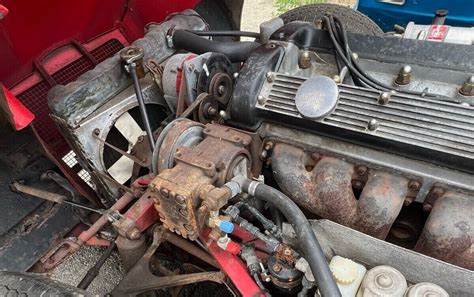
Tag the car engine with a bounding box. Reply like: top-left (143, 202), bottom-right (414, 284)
top-left (44, 9), bottom-right (473, 296)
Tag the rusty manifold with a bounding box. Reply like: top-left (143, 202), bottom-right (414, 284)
top-left (415, 192), bottom-right (473, 270)
top-left (271, 143), bottom-right (474, 269)
top-left (271, 143), bottom-right (408, 240)
top-left (150, 119), bottom-right (254, 240)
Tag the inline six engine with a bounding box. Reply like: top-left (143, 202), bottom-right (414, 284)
top-left (47, 9), bottom-right (473, 296)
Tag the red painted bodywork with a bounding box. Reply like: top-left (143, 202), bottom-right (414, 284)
top-left (202, 229), bottom-right (265, 297)
top-left (0, 0), bottom-right (199, 88)
top-left (0, 83), bottom-right (34, 130)
top-left (1, 1), bottom-right (259, 293)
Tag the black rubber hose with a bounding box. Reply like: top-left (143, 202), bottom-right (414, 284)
top-left (172, 30), bottom-right (260, 63)
top-left (188, 30), bottom-right (260, 39)
top-left (240, 179), bottom-right (341, 297)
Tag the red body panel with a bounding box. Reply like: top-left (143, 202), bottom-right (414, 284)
top-left (0, 0), bottom-right (198, 88)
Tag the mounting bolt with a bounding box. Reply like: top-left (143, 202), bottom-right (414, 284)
top-left (395, 65), bottom-right (412, 85)
top-left (257, 95), bottom-right (266, 105)
top-left (219, 110), bottom-right (229, 120)
top-left (264, 141), bottom-right (274, 151)
top-left (129, 229), bottom-right (141, 240)
top-left (378, 92), bottom-right (391, 105)
top-left (368, 119), bottom-right (379, 131)
top-left (160, 188), bottom-right (170, 198)
top-left (423, 203), bottom-right (433, 213)
top-left (431, 187), bottom-right (444, 198)
top-left (208, 107), bottom-right (217, 116)
top-left (176, 195), bottom-right (185, 204)
top-left (299, 50), bottom-right (311, 69)
top-left (332, 75), bottom-right (341, 83)
top-left (404, 197), bottom-right (414, 207)
top-left (272, 263), bottom-right (282, 273)
top-left (266, 72), bottom-right (275, 82)
top-left (356, 165), bottom-right (368, 176)
top-left (93, 128), bottom-right (100, 136)
top-left (408, 180), bottom-right (421, 191)
top-left (460, 76), bottom-right (474, 96)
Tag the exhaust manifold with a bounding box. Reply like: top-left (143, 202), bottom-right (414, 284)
top-left (271, 143), bottom-right (408, 239)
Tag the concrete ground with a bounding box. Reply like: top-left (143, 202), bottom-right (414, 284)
top-left (241, 0), bottom-right (356, 31)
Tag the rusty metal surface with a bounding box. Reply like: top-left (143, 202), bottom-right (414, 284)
top-left (162, 231), bottom-right (219, 268)
top-left (353, 172), bottom-right (408, 239)
top-left (152, 119), bottom-right (254, 239)
top-left (271, 143), bottom-right (408, 239)
top-left (415, 192), bottom-right (474, 270)
top-left (113, 227), bottom-right (225, 296)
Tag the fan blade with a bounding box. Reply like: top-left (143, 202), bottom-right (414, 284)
top-left (108, 155), bottom-right (134, 184)
top-left (114, 112), bottom-right (145, 145)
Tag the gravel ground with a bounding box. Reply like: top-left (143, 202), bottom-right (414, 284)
top-left (49, 245), bottom-right (124, 295)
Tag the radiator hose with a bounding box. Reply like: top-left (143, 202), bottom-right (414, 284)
top-left (171, 30), bottom-right (260, 63)
top-left (240, 179), bottom-right (341, 297)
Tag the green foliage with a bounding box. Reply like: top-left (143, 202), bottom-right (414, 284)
top-left (275, 0), bottom-right (324, 14)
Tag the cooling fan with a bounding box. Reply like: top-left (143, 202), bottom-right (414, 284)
top-left (102, 105), bottom-right (164, 186)
top-left (52, 75), bottom-right (168, 202)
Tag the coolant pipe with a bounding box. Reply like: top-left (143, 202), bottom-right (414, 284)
top-left (239, 178), bottom-right (341, 297)
top-left (171, 30), bottom-right (260, 63)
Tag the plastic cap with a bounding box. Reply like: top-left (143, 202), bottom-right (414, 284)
top-left (329, 256), bottom-right (358, 284)
top-left (226, 241), bottom-right (241, 255)
top-left (219, 220), bottom-right (235, 234)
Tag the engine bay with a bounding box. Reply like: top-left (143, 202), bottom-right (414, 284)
top-left (5, 7), bottom-right (473, 297)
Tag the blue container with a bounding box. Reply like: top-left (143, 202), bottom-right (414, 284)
top-left (356, 0), bottom-right (474, 32)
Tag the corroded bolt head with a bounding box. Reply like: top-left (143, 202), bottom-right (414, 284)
top-left (283, 248), bottom-right (292, 256)
top-left (160, 188), bottom-right (170, 198)
top-left (356, 165), bottom-right (368, 176)
top-left (368, 119), bottom-right (379, 131)
top-left (129, 229), bottom-right (141, 240)
top-left (404, 197), bottom-right (414, 207)
top-left (423, 203), bottom-right (433, 213)
top-left (264, 142), bottom-right (274, 151)
top-left (272, 263), bottom-right (282, 272)
top-left (431, 187), bottom-right (444, 198)
top-left (176, 195), bottom-right (185, 204)
top-left (460, 76), bottom-right (474, 96)
top-left (408, 180), bottom-right (421, 191)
